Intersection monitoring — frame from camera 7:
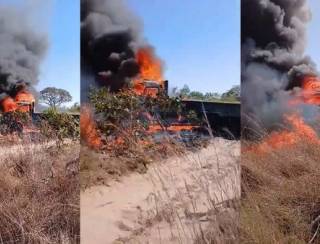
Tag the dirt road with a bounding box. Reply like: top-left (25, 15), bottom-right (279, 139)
top-left (81, 138), bottom-right (240, 244)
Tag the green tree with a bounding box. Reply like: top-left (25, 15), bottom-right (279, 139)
top-left (179, 85), bottom-right (191, 98)
top-left (40, 87), bottom-right (72, 109)
top-left (221, 85), bottom-right (240, 101)
top-left (188, 91), bottom-right (205, 100)
top-left (68, 102), bottom-right (80, 113)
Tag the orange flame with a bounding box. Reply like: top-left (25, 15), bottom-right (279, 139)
top-left (302, 76), bottom-right (320, 105)
top-left (14, 90), bottom-right (35, 113)
top-left (249, 114), bottom-right (319, 154)
top-left (0, 96), bottom-right (18, 112)
top-left (0, 90), bottom-right (35, 113)
top-left (133, 47), bottom-right (164, 96)
top-left (81, 105), bottom-right (102, 149)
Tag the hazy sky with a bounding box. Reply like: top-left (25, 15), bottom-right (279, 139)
top-left (127, 0), bottom-right (240, 94)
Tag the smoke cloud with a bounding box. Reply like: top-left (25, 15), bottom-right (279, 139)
top-left (0, 5), bottom-right (48, 99)
top-left (81, 0), bottom-right (147, 101)
top-left (241, 0), bottom-right (318, 131)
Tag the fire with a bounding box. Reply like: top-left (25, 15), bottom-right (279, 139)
top-left (248, 75), bottom-right (320, 154)
top-left (302, 76), bottom-right (320, 105)
top-left (249, 113), bottom-right (319, 154)
top-left (133, 47), bottom-right (164, 96)
top-left (81, 105), bottom-right (102, 149)
top-left (148, 123), bottom-right (199, 134)
top-left (136, 47), bottom-right (163, 82)
top-left (0, 90), bottom-right (35, 113)
top-left (0, 96), bottom-right (18, 113)
top-left (14, 90), bottom-right (35, 113)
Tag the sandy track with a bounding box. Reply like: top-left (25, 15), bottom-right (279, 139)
top-left (81, 138), bottom-right (240, 244)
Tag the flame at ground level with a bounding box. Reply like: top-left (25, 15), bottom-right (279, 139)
top-left (81, 105), bottom-right (102, 149)
top-left (246, 113), bottom-right (320, 154)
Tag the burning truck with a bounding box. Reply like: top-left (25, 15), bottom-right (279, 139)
top-left (0, 82), bottom-right (36, 135)
top-left (0, 5), bottom-right (48, 136)
top-left (80, 0), bottom-right (240, 149)
top-left (0, 84), bottom-right (35, 115)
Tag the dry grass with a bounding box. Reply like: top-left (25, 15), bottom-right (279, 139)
top-left (0, 141), bottom-right (80, 243)
top-left (113, 139), bottom-right (241, 244)
top-left (241, 139), bottom-right (320, 243)
top-left (80, 137), bottom-right (191, 189)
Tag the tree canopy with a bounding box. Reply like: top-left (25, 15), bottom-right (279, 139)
top-left (40, 87), bottom-right (72, 109)
top-left (172, 84), bottom-right (240, 102)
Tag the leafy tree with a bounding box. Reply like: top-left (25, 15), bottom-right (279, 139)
top-left (179, 85), bottom-right (191, 97)
top-left (204, 92), bottom-right (220, 100)
top-left (68, 102), bottom-right (80, 113)
top-left (188, 91), bottom-right (205, 100)
top-left (40, 87), bottom-right (72, 109)
top-left (221, 85), bottom-right (240, 101)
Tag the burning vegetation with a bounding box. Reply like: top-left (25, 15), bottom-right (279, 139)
top-left (241, 0), bottom-right (320, 242)
top-left (242, 0), bottom-right (320, 147)
top-left (0, 4), bottom-right (80, 243)
top-left (80, 0), bottom-right (206, 151)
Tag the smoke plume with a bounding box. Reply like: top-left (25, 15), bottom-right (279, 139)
top-left (241, 0), bottom-right (318, 131)
top-left (81, 0), bottom-right (157, 101)
top-left (0, 6), bottom-right (48, 99)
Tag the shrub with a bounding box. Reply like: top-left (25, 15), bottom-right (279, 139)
top-left (40, 108), bottom-right (79, 141)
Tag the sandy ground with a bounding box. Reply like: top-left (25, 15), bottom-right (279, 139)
top-left (81, 138), bottom-right (240, 244)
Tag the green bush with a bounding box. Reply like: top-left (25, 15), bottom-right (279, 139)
top-left (40, 108), bottom-right (79, 140)
top-left (89, 88), bottom-right (182, 138)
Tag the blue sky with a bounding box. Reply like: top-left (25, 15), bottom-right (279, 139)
top-left (1, 0), bottom-right (317, 101)
top-left (127, 0), bottom-right (240, 94)
top-left (38, 1), bottom-right (80, 105)
top-left (0, 0), bottom-right (80, 105)
top-left (306, 0), bottom-right (320, 69)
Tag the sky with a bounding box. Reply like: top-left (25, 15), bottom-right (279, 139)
top-left (306, 0), bottom-right (320, 69)
top-left (38, 0), bottom-right (80, 105)
top-left (127, 0), bottom-right (240, 94)
top-left (0, 0), bottom-right (80, 105)
top-left (0, 0), bottom-right (317, 101)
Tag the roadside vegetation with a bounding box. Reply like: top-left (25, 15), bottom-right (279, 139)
top-left (81, 85), bottom-right (239, 187)
top-left (241, 139), bottom-right (320, 243)
top-left (0, 143), bottom-right (79, 243)
top-left (80, 86), bottom-right (241, 243)
top-left (81, 88), bottom-right (193, 187)
top-left (0, 87), bottom-right (80, 243)
top-left (171, 84), bottom-right (240, 103)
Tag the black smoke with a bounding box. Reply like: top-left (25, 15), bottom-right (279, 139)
top-left (81, 0), bottom-right (146, 101)
top-left (242, 0), bottom-right (318, 132)
top-left (0, 6), bottom-right (48, 101)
